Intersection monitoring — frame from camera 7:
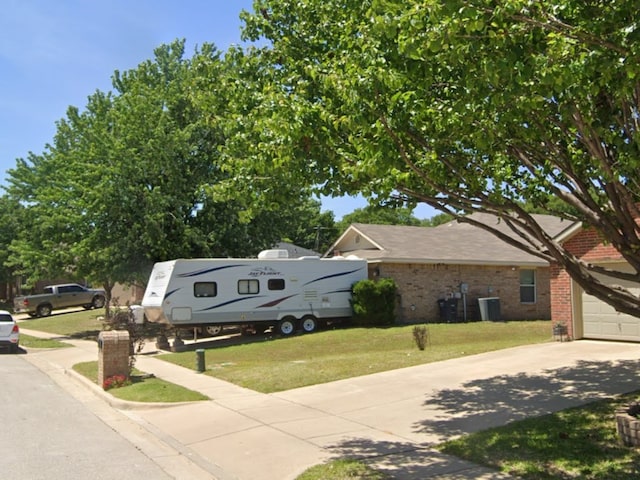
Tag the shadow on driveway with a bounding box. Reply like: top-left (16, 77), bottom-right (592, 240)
top-left (414, 359), bottom-right (640, 439)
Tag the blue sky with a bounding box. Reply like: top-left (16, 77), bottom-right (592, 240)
top-left (0, 1), bottom-right (435, 220)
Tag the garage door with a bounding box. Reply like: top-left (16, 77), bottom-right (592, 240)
top-left (582, 263), bottom-right (640, 342)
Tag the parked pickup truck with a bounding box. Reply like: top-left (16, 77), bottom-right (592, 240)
top-left (14, 283), bottom-right (106, 317)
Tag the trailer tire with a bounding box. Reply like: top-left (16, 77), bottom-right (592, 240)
top-left (277, 317), bottom-right (296, 336)
top-left (300, 315), bottom-right (318, 334)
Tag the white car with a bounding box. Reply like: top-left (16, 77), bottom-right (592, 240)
top-left (0, 310), bottom-right (19, 353)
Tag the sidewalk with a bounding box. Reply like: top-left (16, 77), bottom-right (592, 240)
top-left (20, 328), bottom-right (640, 479)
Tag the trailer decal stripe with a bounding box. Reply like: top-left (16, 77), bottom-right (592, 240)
top-left (177, 265), bottom-right (248, 278)
top-left (198, 296), bottom-right (266, 311)
top-left (303, 268), bottom-right (364, 286)
top-left (164, 288), bottom-right (181, 301)
top-left (324, 289), bottom-right (352, 294)
top-left (257, 295), bottom-right (297, 308)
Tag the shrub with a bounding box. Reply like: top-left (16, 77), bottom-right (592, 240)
top-left (351, 278), bottom-right (398, 326)
top-left (413, 325), bottom-right (429, 350)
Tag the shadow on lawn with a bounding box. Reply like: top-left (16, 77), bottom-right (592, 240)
top-left (413, 359), bottom-right (640, 439)
top-left (326, 438), bottom-right (494, 478)
top-left (69, 330), bottom-right (102, 341)
top-left (325, 359), bottom-right (640, 478)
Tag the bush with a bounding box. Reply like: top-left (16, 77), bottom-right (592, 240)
top-left (413, 325), bottom-right (429, 350)
top-left (351, 278), bottom-right (398, 326)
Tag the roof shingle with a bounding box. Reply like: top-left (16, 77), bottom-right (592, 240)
top-left (332, 213), bottom-right (572, 266)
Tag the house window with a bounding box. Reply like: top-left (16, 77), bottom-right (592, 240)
top-left (520, 269), bottom-right (536, 303)
top-left (238, 279), bottom-right (259, 295)
top-left (268, 278), bottom-right (285, 290)
top-left (194, 282), bottom-right (217, 298)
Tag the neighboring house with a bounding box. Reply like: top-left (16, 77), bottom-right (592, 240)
top-left (327, 213), bottom-right (570, 323)
top-left (551, 224), bottom-right (640, 342)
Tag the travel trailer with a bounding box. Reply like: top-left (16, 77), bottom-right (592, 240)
top-left (141, 250), bottom-right (367, 336)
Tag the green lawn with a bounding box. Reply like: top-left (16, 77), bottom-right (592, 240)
top-left (160, 321), bottom-right (552, 393)
top-left (20, 334), bottom-right (71, 349)
top-left (20, 309), bottom-right (105, 339)
top-left (296, 459), bottom-right (390, 480)
top-left (73, 361), bottom-right (208, 403)
top-left (437, 391), bottom-right (640, 479)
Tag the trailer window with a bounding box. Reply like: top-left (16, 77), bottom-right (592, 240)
top-left (268, 279), bottom-right (285, 290)
top-left (238, 279), bottom-right (259, 294)
top-left (194, 282), bottom-right (217, 298)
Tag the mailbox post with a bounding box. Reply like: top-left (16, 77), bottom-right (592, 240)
top-left (98, 330), bottom-right (130, 389)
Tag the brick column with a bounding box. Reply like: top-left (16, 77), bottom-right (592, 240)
top-left (98, 330), bottom-right (130, 389)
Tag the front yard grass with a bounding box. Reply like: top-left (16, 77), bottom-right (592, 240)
top-left (160, 320), bottom-right (551, 393)
top-left (20, 309), bottom-right (105, 339)
top-left (72, 361), bottom-right (208, 403)
top-left (437, 391), bottom-right (640, 479)
top-left (296, 459), bottom-right (390, 480)
top-left (20, 334), bottom-right (71, 349)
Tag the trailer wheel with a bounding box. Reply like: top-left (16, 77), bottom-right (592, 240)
top-left (277, 317), bottom-right (296, 336)
top-left (300, 315), bottom-right (318, 334)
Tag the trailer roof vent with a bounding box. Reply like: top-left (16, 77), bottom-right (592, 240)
top-left (258, 249), bottom-right (289, 259)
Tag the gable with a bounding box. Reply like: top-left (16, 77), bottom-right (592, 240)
top-left (561, 227), bottom-right (623, 261)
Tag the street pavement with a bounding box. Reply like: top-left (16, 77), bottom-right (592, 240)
top-left (17, 327), bottom-right (640, 480)
top-left (0, 353), bottom-right (173, 480)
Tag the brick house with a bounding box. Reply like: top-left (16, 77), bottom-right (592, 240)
top-left (551, 223), bottom-right (640, 341)
top-left (327, 213), bottom-right (570, 323)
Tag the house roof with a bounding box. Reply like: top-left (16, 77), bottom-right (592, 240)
top-left (328, 212), bottom-right (572, 267)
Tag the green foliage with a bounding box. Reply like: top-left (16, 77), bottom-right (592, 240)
top-left (351, 278), bottom-right (398, 326)
top-left (4, 39), bottom-right (335, 289)
top-left (336, 205), bottom-right (421, 232)
top-left (240, 0), bottom-right (640, 318)
top-left (421, 213), bottom-right (454, 227)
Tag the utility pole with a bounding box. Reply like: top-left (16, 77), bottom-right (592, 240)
top-left (313, 226), bottom-right (331, 252)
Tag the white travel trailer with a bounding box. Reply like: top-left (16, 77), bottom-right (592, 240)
top-left (142, 250), bottom-right (367, 336)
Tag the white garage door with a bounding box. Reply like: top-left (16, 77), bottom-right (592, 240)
top-left (582, 263), bottom-right (640, 342)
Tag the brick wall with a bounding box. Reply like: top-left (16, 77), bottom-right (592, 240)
top-left (563, 228), bottom-right (621, 261)
top-left (377, 262), bottom-right (551, 323)
top-left (550, 226), bottom-right (624, 339)
top-left (550, 263), bottom-right (574, 335)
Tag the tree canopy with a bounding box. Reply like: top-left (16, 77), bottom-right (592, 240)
top-left (4, 40), bottom-right (332, 295)
top-left (237, 0), bottom-right (640, 316)
top-left (336, 205), bottom-right (422, 233)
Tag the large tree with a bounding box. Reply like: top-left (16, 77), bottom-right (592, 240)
top-left (5, 40), bottom-right (323, 304)
top-left (237, 0), bottom-right (640, 317)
